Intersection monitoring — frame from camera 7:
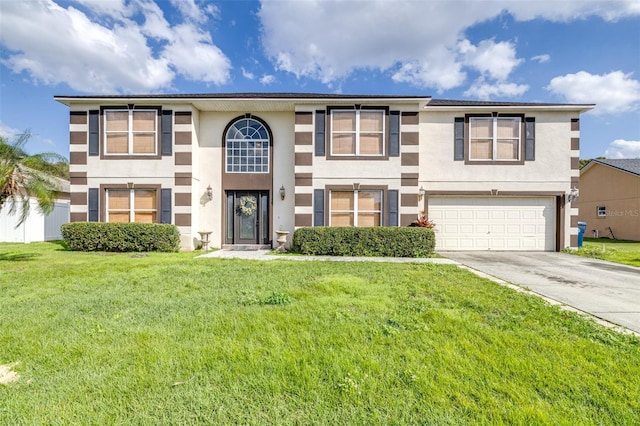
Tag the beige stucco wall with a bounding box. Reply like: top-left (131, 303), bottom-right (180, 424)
top-left (419, 109), bottom-right (581, 249)
top-left (196, 111), bottom-right (295, 248)
top-left (579, 164), bottom-right (640, 241)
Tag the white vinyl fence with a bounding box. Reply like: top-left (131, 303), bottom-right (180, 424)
top-left (0, 198), bottom-right (70, 243)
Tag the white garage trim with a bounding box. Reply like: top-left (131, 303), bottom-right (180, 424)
top-left (428, 196), bottom-right (556, 251)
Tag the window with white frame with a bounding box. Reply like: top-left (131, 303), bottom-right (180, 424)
top-left (330, 190), bottom-right (382, 226)
top-left (104, 110), bottom-right (157, 155)
top-left (331, 110), bottom-right (385, 156)
top-left (469, 117), bottom-right (521, 161)
top-left (225, 118), bottom-right (270, 173)
top-left (597, 206), bottom-right (606, 217)
top-left (106, 189), bottom-right (157, 223)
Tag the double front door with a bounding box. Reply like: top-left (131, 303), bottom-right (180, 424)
top-left (225, 191), bottom-right (269, 245)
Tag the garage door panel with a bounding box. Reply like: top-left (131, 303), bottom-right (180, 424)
top-left (429, 197), bottom-right (555, 251)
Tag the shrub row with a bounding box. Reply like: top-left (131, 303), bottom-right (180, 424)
top-left (291, 226), bottom-right (435, 257)
top-left (61, 222), bottom-right (181, 252)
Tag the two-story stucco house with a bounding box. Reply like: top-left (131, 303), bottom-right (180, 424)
top-left (54, 93), bottom-right (592, 251)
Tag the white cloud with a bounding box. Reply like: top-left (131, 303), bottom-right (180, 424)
top-left (547, 71), bottom-right (640, 114)
top-left (604, 139), bottom-right (640, 158)
top-left (458, 39), bottom-right (522, 81)
top-left (531, 54), bottom-right (551, 63)
top-left (241, 67), bottom-right (255, 80)
top-left (169, 0), bottom-right (218, 23)
top-left (0, 0), bottom-right (231, 93)
top-left (258, 0), bottom-right (639, 90)
top-left (0, 121), bottom-right (21, 140)
top-left (464, 79), bottom-right (529, 99)
top-left (260, 74), bottom-right (275, 85)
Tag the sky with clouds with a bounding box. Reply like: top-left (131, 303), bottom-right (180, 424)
top-left (0, 0), bottom-right (638, 160)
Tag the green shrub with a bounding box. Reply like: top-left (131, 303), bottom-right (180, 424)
top-left (61, 222), bottom-right (181, 252)
top-left (291, 227), bottom-right (435, 257)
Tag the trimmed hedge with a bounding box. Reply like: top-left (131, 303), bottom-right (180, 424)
top-left (61, 222), bottom-right (181, 252)
top-left (291, 226), bottom-right (435, 257)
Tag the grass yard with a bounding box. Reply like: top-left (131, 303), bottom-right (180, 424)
top-left (1, 242), bottom-right (639, 424)
top-left (570, 238), bottom-right (640, 267)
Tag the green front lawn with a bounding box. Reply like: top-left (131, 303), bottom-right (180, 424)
top-left (1, 242), bottom-right (639, 424)
top-left (570, 238), bottom-right (640, 267)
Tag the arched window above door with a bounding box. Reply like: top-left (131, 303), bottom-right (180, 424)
top-left (225, 117), bottom-right (270, 173)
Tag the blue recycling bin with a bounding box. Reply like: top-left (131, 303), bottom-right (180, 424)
top-left (577, 221), bottom-right (587, 247)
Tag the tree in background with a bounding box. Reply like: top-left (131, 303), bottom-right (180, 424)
top-left (0, 132), bottom-right (68, 226)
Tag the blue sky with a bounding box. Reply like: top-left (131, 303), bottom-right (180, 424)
top-left (1, 0), bottom-right (639, 160)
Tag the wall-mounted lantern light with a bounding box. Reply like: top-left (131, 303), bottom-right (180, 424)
top-left (567, 186), bottom-right (579, 203)
top-left (279, 185), bottom-right (286, 200)
top-left (206, 185), bottom-right (213, 201)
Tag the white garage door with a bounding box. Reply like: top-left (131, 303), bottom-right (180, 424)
top-left (428, 197), bottom-right (556, 251)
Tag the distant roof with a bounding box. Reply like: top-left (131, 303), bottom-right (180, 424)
top-left (584, 158), bottom-right (640, 176)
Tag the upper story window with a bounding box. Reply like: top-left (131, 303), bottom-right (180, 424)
top-left (329, 190), bottom-right (382, 226)
top-left (331, 110), bottom-right (385, 156)
top-left (104, 110), bottom-right (157, 156)
top-left (469, 117), bottom-right (521, 161)
top-left (106, 189), bottom-right (157, 223)
top-left (225, 118), bottom-right (270, 173)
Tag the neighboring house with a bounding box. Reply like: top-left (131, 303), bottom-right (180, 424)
top-left (54, 93), bottom-right (592, 251)
top-left (579, 159), bottom-right (640, 241)
top-left (0, 178), bottom-right (70, 243)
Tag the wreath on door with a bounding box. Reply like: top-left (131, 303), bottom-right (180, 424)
top-left (238, 195), bottom-right (257, 216)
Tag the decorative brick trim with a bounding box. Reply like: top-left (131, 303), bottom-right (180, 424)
top-left (400, 214), bottom-right (416, 226)
top-left (70, 131), bottom-right (87, 145)
top-left (175, 111), bottom-right (192, 125)
top-left (401, 112), bottom-right (419, 125)
top-left (570, 234), bottom-right (578, 247)
top-left (401, 132), bottom-right (418, 146)
top-left (571, 157), bottom-right (580, 170)
top-left (295, 173), bottom-right (312, 186)
top-left (175, 193), bottom-right (192, 206)
top-left (571, 118), bottom-right (580, 131)
top-left (295, 193), bottom-right (312, 206)
top-left (401, 193), bottom-right (417, 207)
top-left (70, 111), bottom-right (87, 125)
top-left (175, 152), bottom-right (192, 165)
top-left (70, 212), bottom-right (87, 222)
top-left (69, 172), bottom-right (87, 185)
top-left (175, 213), bottom-right (192, 226)
top-left (401, 152), bottom-right (419, 166)
top-left (401, 173), bottom-right (419, 187)
top-left (174, 172), bottom-right (192, 186)
top-left (295, 152), bottom-right (312, 166)
top-left (175, 131), bottom-right (192, 145)
top-left (571, 137), bottom-right (580, 150)
top-left (295, 213), bottom-right (312, 227)
top-left (295, 111), bottom-right (313, 125)
top-left (571, 177), bottom-right (579, 187)
top-left (70, 192), bottom-right (87, 205)
top-left (70, 152), bottom-right (87, 165)
top-left (295, 132), bottom-right (312, 145)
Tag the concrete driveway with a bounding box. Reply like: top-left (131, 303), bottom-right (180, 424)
top-left (441, 251), bottom-right (640, 334)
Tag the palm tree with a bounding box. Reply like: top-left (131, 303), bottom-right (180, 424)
top-left (0, 132), bottom-right (68, 227)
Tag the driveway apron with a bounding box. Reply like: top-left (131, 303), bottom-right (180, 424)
top-left (441, 251), bottom-right (640, 334)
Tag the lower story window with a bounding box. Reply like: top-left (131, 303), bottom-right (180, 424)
top-left (106, 189), bottom-right (157, 223)
top-left (330, 190), bottom-right (382, 226)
